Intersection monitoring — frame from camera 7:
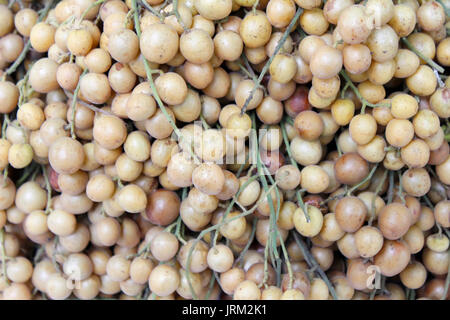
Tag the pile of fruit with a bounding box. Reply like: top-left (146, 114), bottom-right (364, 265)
top-left (0, 0), bottom-right (448, 300)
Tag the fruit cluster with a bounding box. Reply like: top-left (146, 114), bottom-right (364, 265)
top-left (0, 0), bottom-right (448, 300)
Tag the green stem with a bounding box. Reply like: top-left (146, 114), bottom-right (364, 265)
top-left (436, 0), bottom-right (450, 16)
top-left (340, 70), bottom-right (391, 109)
top-left (252, 113), bottom-right (282, 281)
top-left (2, 166), bottom-right (8, 185)
top-left (387, 171), bottom-right (395, 204)
top-left (235, 217), bottom-right (258, 267)
top-left (370, 169), bottom-right (388, 226)
top-left (185, 180), bottom-right (278, 299)
top-left (335, 136), bottom-right (342, 157)
top-left (422, 194), bottom-right (434, 209)
top-left (242, 54), bottom-right (257, 79)
top-left (140, 0), bottom-right (164, 21)
top-left (41, 165), bottom-right (52, 214)
top-left (64, 90), bottom-right (113, 115)
top-left (252, 0), bottom-right (260, 13)
top-left (235, 152), bottom-right (250, 178)
top-left (80, 0), bottom-right (106, 20)
top-left (292, 232), bottom-right (338, 300)
top-left (280, 120), bottom-right (299, 170)
top-left (16, 162), bottom-right (38, 187)
top-left (172, 0), bottom-right (187, 31)
top-left (132, 0), bottom-right (198, 163)
top-left (346, 164), bottom-right (379, 196)
top-left (340, 81), bottom-right (350, 99)
top-left (238, 61), bottom-right (256, 81)
top-left (296, 190), bottom-right (310, 223)
top-left (70, 68), bottom-right (88, 139)
top-left (445, 134), bottom-right (450, 142)
top-left (199, 115), bottom-right (210, 130)
top-left (174, 216), bottom-right (186, 245)
top-left (33, 245), bottom-right (45, 265)
top-left (397, 171), bottom-right (406, 204)
top-left (204, 270), bottom-right (216, 300)
top-left (278, 232), bottom-right (293, 290)
top-left (240, 8), bottom-right (303, 115)
top-left (409, 289), bottom-right (415, 300)
top-left (261, 238), bottom-right (270, 289)
top-left (1, 114), bottom-right (9, 138)
top-left (401, 37), bottom-right (444, 74)
top-left (52, 236), bottom-right (61, 273)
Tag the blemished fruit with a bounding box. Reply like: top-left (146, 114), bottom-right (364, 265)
top-left (0, 0), bottom-right (447, 302)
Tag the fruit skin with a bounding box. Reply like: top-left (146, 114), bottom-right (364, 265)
top-left (145, 189), bottom-right (180, 226)
top-left (374, 240), bottom-right (411, 277)
top-left (334, 153), bottom-right (369, 186)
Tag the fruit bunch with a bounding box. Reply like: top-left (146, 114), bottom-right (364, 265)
top-left (0, 0), bottom-right (448, 300)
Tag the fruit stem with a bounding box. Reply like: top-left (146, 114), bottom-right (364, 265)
top-left (51, 236), bottom-right (61, 273)
top-left (296, 190), bottom-right (310, 223)
top-left (1, 114), bottom-right (9, 138)
top-left (370, 169), bottom-right (388, 226)
top-left (235, 152), bottom-right (250, 178)
top-left (239, 54), bottom-right (265, 93)
top-left (132, 0), bottom-right (199, 163)
top-left (204, 270), bottom-right (216, 300)
top-left (17, 65), bottom-right (33, 106)
top-left (240, 7), bottom-right (303, 115)
top-left (252, 113), bottom-right (283, 284)
top-left (41, 165), bottom-right (52, 214)
top-left (319, 192), bottom-right (345, 207)
top-left (213, 174), bottom-right (261, 247)
top-left (339, 70), bottom-right (391, 109)
top-left (242, 54), bottom-right (257, 79)
top-left (293, 231), bottom-right (338, 300)
top-left (238, 61), bottom-right (257, 82)
top-left (280, 119), bottom-right (299, 170)
top-left (80, 0), bottom-right (106, 21)
top-left (70, 68), bottom-right (89, 140)
top-left (262, 164), bottom-right (284, 286)
top-left (340, 81), bottom-right (350, 99)
top-left (185, 178), bottom-right (278, 299)
top-left (401, 37), bottom-right (445, 74)
top-left (434, 68), bottom-right (446, 88)
top-left (174, 216), bottom-right (187, 245)
top-left (252, 0), bottom-right (260, 14)
top-left (346, 163), bottom-right (379, 196)
top-left (234, 217), bottom-right (258, 267)
top-left (16, 161), bottom-right (38, 187)
top-left (335, 136), bottom-right (342, 157)
top-left (396, 170), bottom-right (406, 204)
top-left (279, 232), bottom-right (293, 290)
top-left (261, 236), bottom-right (271, 289)
top-left (172, 0), bottom-right (187, 31)
top-left (33, 245), bottom-right (45, 265)
top-left (140, 0), bottom-right (164, 21)
top-left (64, 89), bottom-right (113, 115)
top-left (199, 114), bottom-right (210, 130)
top-left (3, 0), bottom-right (55, 77)
top-left (2, 167), bottom-right (8, 185)
top-left (436, 0), bottom-right (450, 16)
top-left (387, 170), bottom-right (395, 204)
